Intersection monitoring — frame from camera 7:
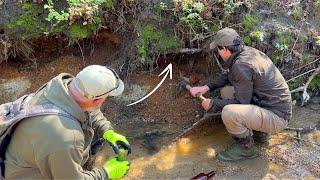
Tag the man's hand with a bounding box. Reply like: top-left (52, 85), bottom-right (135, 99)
top-left (103, 130), bottom-right (131, 154)
top-left (201, 98), bottom-right (212, 111)
top-left (189, 85), bottom-right (210, 97)
top-left (103, 157), bottom-right (129, 179)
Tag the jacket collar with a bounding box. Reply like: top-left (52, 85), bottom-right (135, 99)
top-left (43, 73), bottom-right (87, 123)
top-left (222, 46), bottom-right (244, 69)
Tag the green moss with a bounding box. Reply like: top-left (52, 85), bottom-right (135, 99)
top-left (68, 17), bottom-right (101, 39)
top-left (243, 14), bottom-right (260, 34)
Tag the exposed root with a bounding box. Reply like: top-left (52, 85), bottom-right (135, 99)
top-left (0, 36), bottom-right (37, 66)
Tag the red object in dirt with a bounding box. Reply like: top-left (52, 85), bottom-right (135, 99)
top-left (191, 170), bottom-right (216, 180)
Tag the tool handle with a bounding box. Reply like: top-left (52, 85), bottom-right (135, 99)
top-left (198, 95), bottom-right (206, 101)
top-left (186, 84), bottom-right (207, 101)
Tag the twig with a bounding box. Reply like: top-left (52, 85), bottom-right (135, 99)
top-left (281, 57), bottom-right (320, 72)
top-left (173, 112), bottom-right (221, 142)
top-left (76, 40), bottom-right (85, 65)
top-left (286, 68), bottom-right (318, 83)
top-left (290, 65), bottom-right (320, 93)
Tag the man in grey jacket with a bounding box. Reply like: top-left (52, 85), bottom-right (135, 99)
top-left (5, 65), bottom-right (131, 179)
top-left (190, 28), bottom-right (292, 162)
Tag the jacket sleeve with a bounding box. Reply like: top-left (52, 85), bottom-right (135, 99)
top-left (206, 74), bottom-right (229, 91)
top-left (90, 109), bottom-right (113, 137)
top-left (36, 148), bottom-right (107, 180)
top-left (210, 63), bottom-right (253, 111)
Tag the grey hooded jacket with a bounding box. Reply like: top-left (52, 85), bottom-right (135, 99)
top-left (5, 73), bottom-right (112, 179)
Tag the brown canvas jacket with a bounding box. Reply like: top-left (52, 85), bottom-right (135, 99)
top-left (207, 46), bottom-right (292, 121)
top-left (5, 73), bottom-right (112, 179)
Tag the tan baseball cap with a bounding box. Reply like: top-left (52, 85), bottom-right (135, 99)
top-left (74, 65), bottom-right (124, 99)
top-left (209, 27), bottom-right (242, 50)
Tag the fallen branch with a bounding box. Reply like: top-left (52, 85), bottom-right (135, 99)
top-left (290, 65), bottom-right (320, 93)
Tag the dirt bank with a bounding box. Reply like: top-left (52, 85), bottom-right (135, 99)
top-left (0, 41), bottom-right (319, 179)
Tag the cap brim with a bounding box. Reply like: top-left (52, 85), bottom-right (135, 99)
top-left (108, 80), bottom-right (124, 97)
top-left (209, 41), bottom-right (217, 50)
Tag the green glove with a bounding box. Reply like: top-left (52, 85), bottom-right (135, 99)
top-left (103, 130), bottom-right (131, 154)
top-left (103, 157), bottom-right (129, 179)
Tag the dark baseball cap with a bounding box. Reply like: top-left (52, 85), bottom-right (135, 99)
top-left (209, 28), bottom-right (242, 50)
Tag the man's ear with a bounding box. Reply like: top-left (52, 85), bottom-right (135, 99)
top-left (92, 98), bottom-right (104, 106)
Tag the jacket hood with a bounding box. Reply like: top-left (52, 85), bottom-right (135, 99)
top-left (43, 73), bottom-right (87, 123)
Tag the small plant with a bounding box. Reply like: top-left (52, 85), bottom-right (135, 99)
top-left (178, 1), bottom-right (208, 32)
top-left (269, 51), bottom-right (282, 64)
top-left (275, 28), bottom-right (291, 51)
top-left (288, 81), bottom-right (299, 100)
top-left (155, 36), bottom-right (180, 54)
top-left (309, 75), bottom-right (320, 91)
top-left (302, 53), bottom-right (312, 63)
top-left (44, 0), bottom-right (69, 26)
top-left (290, 7), bottom-right (302, 20)
top-left (315, 36), bottom-right (320, 46)
top-left (6, 3), bottom-right (48, 40)
top-left (250, 30), bottom-right (264, 42)
top-left (212, 0), bottom-right (243, 18)
top-left (243, 14), bottom-right (260, 34)
top-left (136, 24), bottom-right (162, 61)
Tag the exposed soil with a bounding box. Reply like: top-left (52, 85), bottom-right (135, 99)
top-left (0, 39), bottom-right (319, 179)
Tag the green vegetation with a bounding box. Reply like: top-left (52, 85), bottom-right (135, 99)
top-left (309, 75), bottom-right (320, 91)
top-left (250, 30), bottom-right (264, 42)
top-left (212, 0), bottom-right (243, 18)
top-left (291, 7), bottom-right (302, 20)
top-left (243, 14), bottom-right (260, 34)
top-left (242, 14), bottom-right (260, 45)
top-left (4, 0), bottom-right (113, 40)
top-left (315, 36), bottom-right (320, 46)
top-left (179, 1), bottom-right (208, 32)
top-left (269, 51), bottom-right (282, 64)
top-left (5, 3), bottom-right (48, 40)
top-left (275, 28), bottom-right (291, 51)
top-left (68, 17), bottom-right (101, 39)
top-left (288, 81), bottom-right (299, 100)
top-left (302, 53), bottom-right (312, 63)
top-left (135, 24), bottom-right (179, 63)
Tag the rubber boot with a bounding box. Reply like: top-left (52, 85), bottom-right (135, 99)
top-left (252, 130), bottom-right (269, 143)
top-left (218, 135), bottom-right (257, 162)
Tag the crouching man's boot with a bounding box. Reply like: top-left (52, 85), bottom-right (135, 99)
top-left (217, 135), bottom-right (257, 162)
top-left (252, 130), bottom-right (269, 143)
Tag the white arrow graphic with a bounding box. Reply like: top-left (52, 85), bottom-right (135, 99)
top-left (127, 63), bottom-right (173, 106)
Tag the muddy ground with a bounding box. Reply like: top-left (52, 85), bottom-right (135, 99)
top-left (0, 40), bottom-right (319, 179)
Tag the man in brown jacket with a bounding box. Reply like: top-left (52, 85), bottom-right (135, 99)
top-left (190, 28), bottom-right (292, 162)
top-left (5, 65), bottom-right (131, 179)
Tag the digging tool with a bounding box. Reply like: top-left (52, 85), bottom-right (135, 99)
top-left (174, 112), bottom-right (221, 142)
top-left (179, 76), bottom-right (207, 101)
